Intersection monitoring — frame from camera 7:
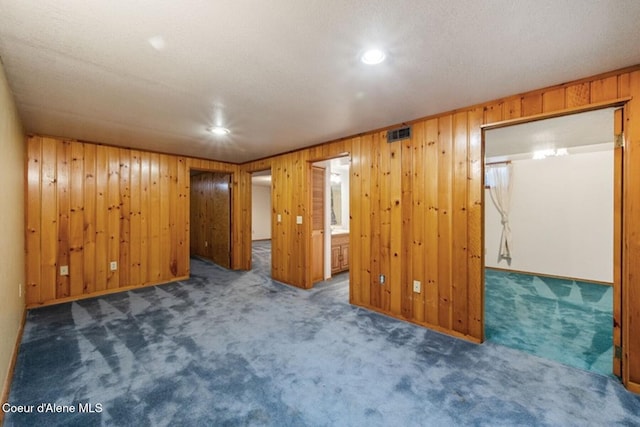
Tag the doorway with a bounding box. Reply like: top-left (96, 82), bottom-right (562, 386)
top-left (483, 108), bottom-right (622, 376)
top-left (310, 156), bottom-right (351, 287)
top-left (251, 169), bottom-right (272, 275)
top-left (189, 170), bottom-right (232, 269)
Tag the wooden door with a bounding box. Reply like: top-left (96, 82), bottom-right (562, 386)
top-left (613, 107), bottom-right (623, 378)
top-left (211, 173), bottom-right (232, 269)
top-left (311, 166), bottom-right (325, 283)
top-left (190, 171), bottom-right (232, 269)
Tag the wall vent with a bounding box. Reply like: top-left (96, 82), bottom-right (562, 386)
top-left (387, 126), bottom-right (411, 143)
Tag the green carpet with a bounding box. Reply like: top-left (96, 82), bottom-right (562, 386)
top-left (485, 269), bottom-right (613, 376)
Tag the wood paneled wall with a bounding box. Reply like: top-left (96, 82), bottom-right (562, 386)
top-left (26, 136), bottom-right (239, 306)
top-left (25, 66), bottom-right (640, 391)
top-left (240, 66), bottom-right (640, 390)
top-left (190, 172), bottom-right (232, 269)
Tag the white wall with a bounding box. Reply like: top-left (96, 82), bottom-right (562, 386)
top-left (0, 61), bottom-right (25, 400)
top-left (252, 184), bottom-right (272, 240)
top-left (485, 150), bottom-right (613, 283)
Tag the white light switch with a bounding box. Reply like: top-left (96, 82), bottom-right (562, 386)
top-left (110, 261), bottom-right (118, 271)
top-left (60, 265), bottom-right (69, 276)
top-left (277, 214), bottom-right (282, 223)
top-left (296, 216), bottom-right (303, 224)
top-left (413, 280), bottom-right (421, 293)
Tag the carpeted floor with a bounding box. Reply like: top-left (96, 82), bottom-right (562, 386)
top-left (5, 241), bottom-right (640, 426)
top-left (485, 269), bottom-right (613, 376)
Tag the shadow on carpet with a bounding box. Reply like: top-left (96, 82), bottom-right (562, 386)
top-left (5, 258), bottom-right (640, 426)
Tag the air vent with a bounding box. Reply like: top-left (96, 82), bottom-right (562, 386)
top-left (387, 126), bottom-right (411, 143)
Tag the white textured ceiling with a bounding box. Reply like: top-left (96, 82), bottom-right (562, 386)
top-left (0, 1), bottom-right (639, 163)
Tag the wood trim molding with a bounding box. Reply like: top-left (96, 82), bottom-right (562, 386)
top-left (25, 276), bottom-right (188, 309)
top-left (0, 307), bottom-right (26, 424)
top-left (481, 97), bottom-right (631, 130)
top-left (484, 267), bottom-right (613, 286)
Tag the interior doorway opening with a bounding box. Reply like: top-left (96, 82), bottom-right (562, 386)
top-left (310, 156), bottom-right (351, 288)
top-left (483, 107), bottom-right (620, 377)
top-left (251, 169), bottom-right (273, 277)
top-left (189, 170), bottom-right (232, 269)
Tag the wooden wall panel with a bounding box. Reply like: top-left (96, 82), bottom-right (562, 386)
top-left (26, 65), bottom-right (640, 390)
top-left (625, 70), bottom-right (640, 387)
top-left (236, 66), bottom-right (640, 387)
top-left (25, 137), bottom-right (237, 307)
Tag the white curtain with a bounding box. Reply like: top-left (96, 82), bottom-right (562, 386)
top-left (487, 163), bottom-right (513, 262)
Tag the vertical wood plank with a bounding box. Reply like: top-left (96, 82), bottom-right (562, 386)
top-left (437, 115), bottom-right (453, 329)
top-left (129, 150), bottom-right (141, 285)
top-left (467, 108), bottom-right (484, 340)
top-left (411, 122), bottom-right (426, 323)
top-left (350, 137), bottom-right (362, 305)
top-left (521, 94), bottom-right (542, 116)
top-left (389, 136), bottom-right (402, 315)
top-left (590, 76), bottom-right (618, 103)
top-left (169, 156), bottom-right (179, 276)
top-left (542, 87), bottom-right (565, 112)
top-left (140, 152), bottom-right (150, 283)
top-left (159, 155), bottom-right (171, 279)
top-left (26, 137), bottom-right (42, 304)
top-left (56, 140), bottom-right (71, 298)
top-left (369, 134), bottom-right (382, 309)
top-left (424, 119), bottom-right (439, 325)
top-left (40, 138), bottom-right (58, 302)
top-left (401, 137), bottom-right (413, 319)
top-left (360, 135), bottom-right (372, 306)
top-left (503, 98), bottom-right (522, 120)
top-left (94, 146), bottom-right (108, 291)
top-left (177, 157), bottom-right (189, 277)
top-left (149, 153), bottom-right (161, 281)
top-left (83, 143), bottom-right (96, 295)
top-left (378, 133), bottom-right (392, 312)
top-left (483, 102), bottom-right (503, 124)
top-left (69, 141), bottom-right (84, 296)
top-left (119, 149), bottom-right (131, 287)
top-left (625, 71), bottom-right (640, 384)
top-left (452, 112), bottom-right (469, 335)
top-left (565, 82), bottom-right (590, 108)
top-left (107, 146), bottom-right (120, 289)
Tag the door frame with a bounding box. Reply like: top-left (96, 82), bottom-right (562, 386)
top-left (480, 99), bottom-right (628, 380)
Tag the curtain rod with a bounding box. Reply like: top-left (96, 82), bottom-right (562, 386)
top-left (485, 160), bottom-right (511, 166)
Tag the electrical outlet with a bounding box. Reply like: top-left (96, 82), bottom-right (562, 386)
top-left (204, 241), bottom-right (208, 247)
top-left (18, 283), bottom-right (22, 298)
top-left (413, 280), bottom-right (421, 293)
top-left (296, 215), bottom-right (303, 224)
top-left (379, 274), bottom-right (386, 284)
top-left (277, 214), bottom-right (282, 223)
top-left (110, 261), bottom-right (118, 271)
top-left (60, 265), bottom-right (69, 276)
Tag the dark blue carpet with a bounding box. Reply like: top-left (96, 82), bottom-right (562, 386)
top-left (4, 242), bottom-right (640, 426)
top-left (485, 269), bottom-right (613, 376)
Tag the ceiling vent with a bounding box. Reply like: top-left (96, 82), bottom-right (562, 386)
top-left (387, 126), bottom-right (411, 143)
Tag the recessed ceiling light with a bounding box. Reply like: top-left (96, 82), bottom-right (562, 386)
top-left (209, 126), bottom-right (230, 135)
top-left (361, 48), bottom-right (386, 65)
top-left (148, 35), bottom-right (166, 51)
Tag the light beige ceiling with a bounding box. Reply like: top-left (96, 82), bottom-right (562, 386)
top-left (0, 1), bottom-right (639, 163)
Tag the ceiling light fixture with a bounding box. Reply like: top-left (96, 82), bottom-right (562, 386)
top-left (209, 126), bottom-right (230, 135)
top-left (361, 48), bottom-right (386, 65)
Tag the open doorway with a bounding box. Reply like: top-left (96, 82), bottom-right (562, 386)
top-left (251, 169), bottom-right (272, 276)
top-left (483, 108), bottom-right (621, 376)
top-left (310, 156), bottom-right (350, 288)
top-left (189, 170), bottom-right (232, 268)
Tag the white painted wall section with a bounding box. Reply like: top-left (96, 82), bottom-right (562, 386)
top-left (485, 150), bottom-right (613, 283)
top-left (251, 184), bottom-right (271, 240)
